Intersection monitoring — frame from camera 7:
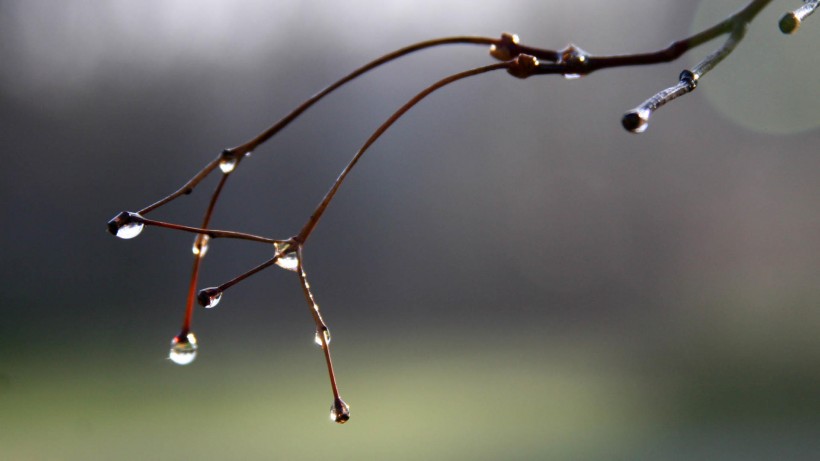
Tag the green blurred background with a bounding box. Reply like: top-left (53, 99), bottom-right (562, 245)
top-left (1, 0), bottom-right (818, 459)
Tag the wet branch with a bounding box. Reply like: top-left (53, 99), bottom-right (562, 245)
top-left (107, 0), bottom-right (813, 424)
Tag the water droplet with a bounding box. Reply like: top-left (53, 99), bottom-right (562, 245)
top-left (192, 234), bottom-right (210, 257)
top-left (274, 242), bottom-right (299, 272)
top-left (107, 211), bottom-right (144, 239)
top-left (330, 397), bottom-right (350, 424)
top-left (779, 12), bottom-right (800, 34)
top-left (169, 332), bottom-right (198, 365)
top-left (314, 327), bottom-right (331, 347)
top-left (219, 156), bottom-right (237, 174)
top-left (197, 287), bottom-right (222, 308)
top-left (219, 150), bottom-right (252, 174)
top-left (622, 108), bottom-right (651, 133)
top-left (559, 43), bottom-right (589, 79)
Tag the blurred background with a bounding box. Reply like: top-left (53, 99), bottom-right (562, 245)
top-left (1, 0), bottom-right (818, 459)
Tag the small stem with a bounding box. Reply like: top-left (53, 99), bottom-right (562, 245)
top-left (780, 0), bottom-right (819, 34)
top-left (139, 158), bottom-right (221, 215)
top-left (215, 253), bottom-right (283, 293)
top-left (181, 256), bottom-right (202, 334)
top-left (181, 174), bottom-right (229, 332)
top-left (296, 61), bottom-right (511, 244)
top-left (234, 36), bottom-right (498, 154)
top-left (296, 247), bottom-right (340, 400)
top-left (138, 217), bottom-right (277, 244)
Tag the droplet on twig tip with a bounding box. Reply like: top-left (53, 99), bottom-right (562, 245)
top-left (169, 332), bottom-right (198, 365)
top-left (107, 211), bottom-right (144, 239)
top-left (622, 108), bottom-right (650, 133)
top-left (779, 13), bottom-right (800, 34)
top-left (330, 397), bottom-right (350, 424)
top-left (197, 287), bottom-right (223, 308)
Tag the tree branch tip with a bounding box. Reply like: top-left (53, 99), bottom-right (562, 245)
top-left (197, 287), bottom-right (222, 308)
top-left (107, 211), bottom-right (145, 236)
top-left (780, 1), bottom-right (819, 34)
top-left (622, 109), bottom-right (651, 134)
top-left (780, 12), bottom-right (801, 34)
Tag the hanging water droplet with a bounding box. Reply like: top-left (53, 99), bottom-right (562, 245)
top-left (219, 149), bottom-right (252, 174)
top-left (169, 332), bottom-right (198, 365)
top-left (197, 287), bottom-right (222, 308)
top-left (314, 327), bottom-right (331, 347)
top-left (107, 211), bottom-right (144, 239)
top-left (779, 13), bottom-right (797, 34)
top-left (274, 242), bottom-right (299, 272)
top-left (219, 156), bottom-right (238, 174)
top-left (330, 397), bottom-right (350, 424)
top-left (192, 234), bottom-right (210, 257)
top-left (622, 108), bottom-right (651, 134)
top-left (558, 43), bottom-right (589, 80)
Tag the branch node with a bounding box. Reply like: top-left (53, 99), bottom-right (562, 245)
top-left (506, 54), bottom-right (540, 79)
top-left (490, 33), bottom-right (520, 61)
top-left (219, 149), bottom-right (241, 174)
top-left (558, 44), bottom-right (590, 79)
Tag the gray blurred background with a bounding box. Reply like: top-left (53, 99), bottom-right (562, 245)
top-left (1, 0), bottom-right (818, 459)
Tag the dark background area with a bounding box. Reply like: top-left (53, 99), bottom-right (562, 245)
top-left (1, 1), bottom-right (818, 459)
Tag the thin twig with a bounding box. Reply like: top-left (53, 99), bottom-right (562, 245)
top-left (180, 174), bottom-right (229, 333)
top-left (622, 0), bottom-right (769, 132)
top-left (137, 217), bottom-right (277, 244)
top-left (780, 0), bottom-right (820, 33)
top-left (295, 61), bottom-right (512, 244)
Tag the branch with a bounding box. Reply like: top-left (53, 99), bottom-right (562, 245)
top-left (621, 0), bottom-right (769, 132)
top-left (106, 0), bottom-right (814, 423)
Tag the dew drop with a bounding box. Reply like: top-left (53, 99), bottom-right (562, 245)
top-left (330, 397), bottom-right (350, 424)
top-left (779, 12), bottom-right (800, 34)
top-left (622, 108), bottom-right (651, 134)
top-left (219, 150), bottom-right (252, 174)
top-left (197, 287), bottom-right (222, 308)
top-left (169, 332), bottom-right (198, 365)
top-left (558, 43), bottom-right (589, 80)
top-left (274, 242), bottom-right (299, 272)
top-left (192, 234), bottom-right (210, 257)
top-left (314, 327), bottom-right (331, 347)
top-left (107, 211), bottom-right (144, 239)
top-left (219, 156), bottom-right (237, 174)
